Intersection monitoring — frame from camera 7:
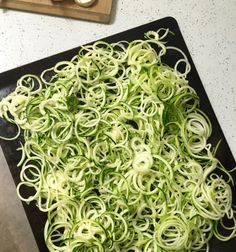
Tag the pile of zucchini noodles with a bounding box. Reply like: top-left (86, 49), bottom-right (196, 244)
top-left (0, 29), bottom-right (235, 252)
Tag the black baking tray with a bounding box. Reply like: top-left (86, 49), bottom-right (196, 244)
top-left (0, 17), bottom-right (235, 252)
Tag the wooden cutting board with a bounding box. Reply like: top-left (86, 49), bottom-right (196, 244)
top-left (0, 0), bottom-right (113, 23)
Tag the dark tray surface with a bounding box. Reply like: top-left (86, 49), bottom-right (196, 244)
top-left (0, 17), bottom-right (235, 252)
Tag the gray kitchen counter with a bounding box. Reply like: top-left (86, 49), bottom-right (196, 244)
top-left (0, 1), bottom-right (235, 251)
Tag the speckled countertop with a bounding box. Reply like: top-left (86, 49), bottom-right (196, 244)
top-left (0, 0), bottom-right (235, 251)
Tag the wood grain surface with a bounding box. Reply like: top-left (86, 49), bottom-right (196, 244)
top-left (0, 0), bottom-right (113, 23)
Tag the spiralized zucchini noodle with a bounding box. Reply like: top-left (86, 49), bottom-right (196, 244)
top-left (0, 29), bottom-right (235, 252)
